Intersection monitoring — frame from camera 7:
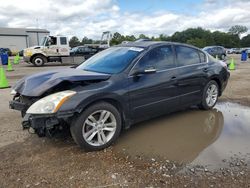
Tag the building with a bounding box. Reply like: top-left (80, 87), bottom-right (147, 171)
top-left (0, 27), bottom-right (50, 52)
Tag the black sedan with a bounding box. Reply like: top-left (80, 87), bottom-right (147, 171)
top-left (70, 46), bottom-right (99, 59)
top-left (10, 42), bottom-right (230, 151)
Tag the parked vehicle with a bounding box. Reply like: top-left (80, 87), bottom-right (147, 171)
top-left (22, 32), bottom-right (112, 67)
top-left (226, 48), bottom-right (234, 54)
top-left (0, 48), bottom-right (12, 56)
top-left (232, 48), bottom-right (242, 54)
top-left (70, 46), bottom-right (100, 59)
top-left (202, 46), bottom-right (227, 60)
top-left (10, 41), bottom-right (230, 151)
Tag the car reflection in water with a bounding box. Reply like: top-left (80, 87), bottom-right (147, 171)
top-left (114, 108), bottom-right (224, 165)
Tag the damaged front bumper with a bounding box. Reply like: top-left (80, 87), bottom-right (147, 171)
top-left (22, 112), bottom-right (75, 137)
top-left (10, 98), bottom-right (75, 137)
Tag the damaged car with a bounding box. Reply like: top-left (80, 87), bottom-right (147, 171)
top-left (10, 41), bottom-right (230, 151)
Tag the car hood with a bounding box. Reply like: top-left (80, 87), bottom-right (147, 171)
top-left (13, 68), bottom-right (111, 97)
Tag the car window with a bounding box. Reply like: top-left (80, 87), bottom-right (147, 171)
top-left (78, 47), bottom-right (84, 52)
top-left (176, 46), bottom-right (200, 66)
top-left (84, 47), bottom-right (92, 52)
top-left (60, 37), bottom-right (67, 45)
top-left (77, 47), bottom-right (142, 74)
top-left (136, 45), bottom-right (175, 70)
top-left (199, 51), bottom-right (206, 62)
top-left (49, 37), bottom-right (57, 45)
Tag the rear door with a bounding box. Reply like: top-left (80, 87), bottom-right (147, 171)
top-left (58, 37), bottom-right (70, 56)
top-left (128, 45), bottom-right (179, 121)
top-left (174, 45), bottom-right (208, 106)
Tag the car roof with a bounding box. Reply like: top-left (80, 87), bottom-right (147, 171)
top-left (117, 41), bottom-right (200, 50)
top-left (203, 46), bottom-right (225, 48)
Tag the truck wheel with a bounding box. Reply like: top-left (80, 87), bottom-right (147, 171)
top-left (70, 102), bottom-right (122, 151)
top-left (32, 55), bottom-right (47, 66)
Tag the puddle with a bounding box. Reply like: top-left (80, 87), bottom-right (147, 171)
top-left (113, 102), bottom-right (250, 169)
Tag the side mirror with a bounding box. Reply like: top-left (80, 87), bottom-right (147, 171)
top-left (131, 67), bottom-right (156, 76)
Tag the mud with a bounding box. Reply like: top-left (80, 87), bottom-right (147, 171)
top-left (114, 102), bottom-right (250, 170)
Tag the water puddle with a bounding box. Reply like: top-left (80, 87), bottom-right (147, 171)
top-left (113, 102), bottom-right (250, 169)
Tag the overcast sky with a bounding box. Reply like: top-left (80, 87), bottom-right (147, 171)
top-left (0, 0), bottom-right (250, 39)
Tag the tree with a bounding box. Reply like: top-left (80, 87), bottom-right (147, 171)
top-left (69, 36), bottom-right (81, 48)
top-left (187, 38), bottom-right (206, 48)
top-left (138, 34), bottom-right (149, 39)
top-left (241, 34), bottom-right (250, 47)
top-left (81, 37), bottom-right (93, 45)
top-left (229, 25), bottom-right (248, 37)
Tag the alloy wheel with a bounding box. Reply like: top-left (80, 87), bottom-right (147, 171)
top-left (82, 110), bottom-right (117, 146)
top-left (206, 84), bottom-right (218, 107)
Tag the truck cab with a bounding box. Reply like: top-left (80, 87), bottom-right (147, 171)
top-left (23, 35), bottom-right (70, 66)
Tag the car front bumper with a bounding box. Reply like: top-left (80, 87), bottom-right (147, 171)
top-left (10, 98), bottom-right (75, 136)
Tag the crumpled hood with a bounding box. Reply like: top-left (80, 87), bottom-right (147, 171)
top-left (13, 68), bottom-right (111, 97)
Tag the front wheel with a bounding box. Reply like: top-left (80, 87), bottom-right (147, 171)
top-left (32, 55), bottom-right (47, 66)
top-left (199, 80), bottom-right (219, 110)
top-left (70, 102), bottom-right (122, 151)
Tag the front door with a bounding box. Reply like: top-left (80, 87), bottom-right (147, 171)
top-left (128, 45), bottom-right (179, 122)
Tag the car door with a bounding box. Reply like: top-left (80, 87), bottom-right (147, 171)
top-left (46, 36), bottom-right (59, 56)
top-left (174, 45), bottom-right (209, 106)
top-left (128, 45), bottom-right (179, 122)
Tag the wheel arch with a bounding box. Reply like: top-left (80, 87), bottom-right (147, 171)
top-left (209, 76), bottom-right (222, 96)
top-left (75, 97), bottom-right (129, 129)
top-left (30, 53), bottom-right (47, 63)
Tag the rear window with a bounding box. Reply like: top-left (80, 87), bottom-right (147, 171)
top-left (176, 46), bottom-right (201, 66)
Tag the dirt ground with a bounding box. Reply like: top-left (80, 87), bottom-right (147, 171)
top-left (0, 55), bottom-right (250, 188)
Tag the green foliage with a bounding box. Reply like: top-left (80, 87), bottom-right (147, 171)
top-left (186, 38), bottom-right (207, 48)
top-left (69, 36), bottom-right (81, 48)
top-left (81, 37), bottom-right (93, 45)
top-left (69, 26), bottom-right (248, 48)
top-left (229, 25), bottom-right (248, 36)
top-left (241, 34), bottom-right (250, 47)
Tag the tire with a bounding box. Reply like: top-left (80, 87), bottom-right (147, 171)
top-left (199, 80), bottom-right (219, 110)
top-left (70, 102), bottom-right (122, 151)
top-left (221, 54), bottom-right (226, 60)
top-left (32, 55), bottom-right (47, 67)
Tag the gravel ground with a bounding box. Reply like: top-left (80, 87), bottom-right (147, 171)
top-left (0, 55), bottom-right (250, 187)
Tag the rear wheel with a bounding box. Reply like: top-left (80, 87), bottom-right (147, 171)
top-left (70, 102), bottom-right (122, 151)
top-left (199, 80), bottom-right (219, 110)
top-left (32, 55), bottom-right (47, 66)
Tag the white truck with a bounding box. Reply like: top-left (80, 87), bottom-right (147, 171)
top-left (23, 32), bottom-right (112, 66)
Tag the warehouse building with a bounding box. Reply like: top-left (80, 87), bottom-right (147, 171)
top-left (0, 27), bottom-right (50, 52)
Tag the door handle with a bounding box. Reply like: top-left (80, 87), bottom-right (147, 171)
top-left (171, 76), bottom-right (177, 80)
top-left (203, 68), bottom-right (208, 72)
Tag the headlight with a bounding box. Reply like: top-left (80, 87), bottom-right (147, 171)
top-left (26, 90), bottom-right (76, 114)
top-left (24, 50), bottom-right (32, 57)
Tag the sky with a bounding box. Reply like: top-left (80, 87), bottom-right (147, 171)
top-left (0, 0), bottom-right (250, 39)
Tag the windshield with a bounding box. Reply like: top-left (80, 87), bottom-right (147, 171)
top-left (40, 37), bottom-right (48, 46)
top-left (77, 47), bottom-right (144, 74)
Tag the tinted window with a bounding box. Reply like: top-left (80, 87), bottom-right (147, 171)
top-left (60, 37), bottom-right (67, 45)
top-left (136, 45), bottom-right (175, 70)
top-left (176, 46), bottom-right (200, 66)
